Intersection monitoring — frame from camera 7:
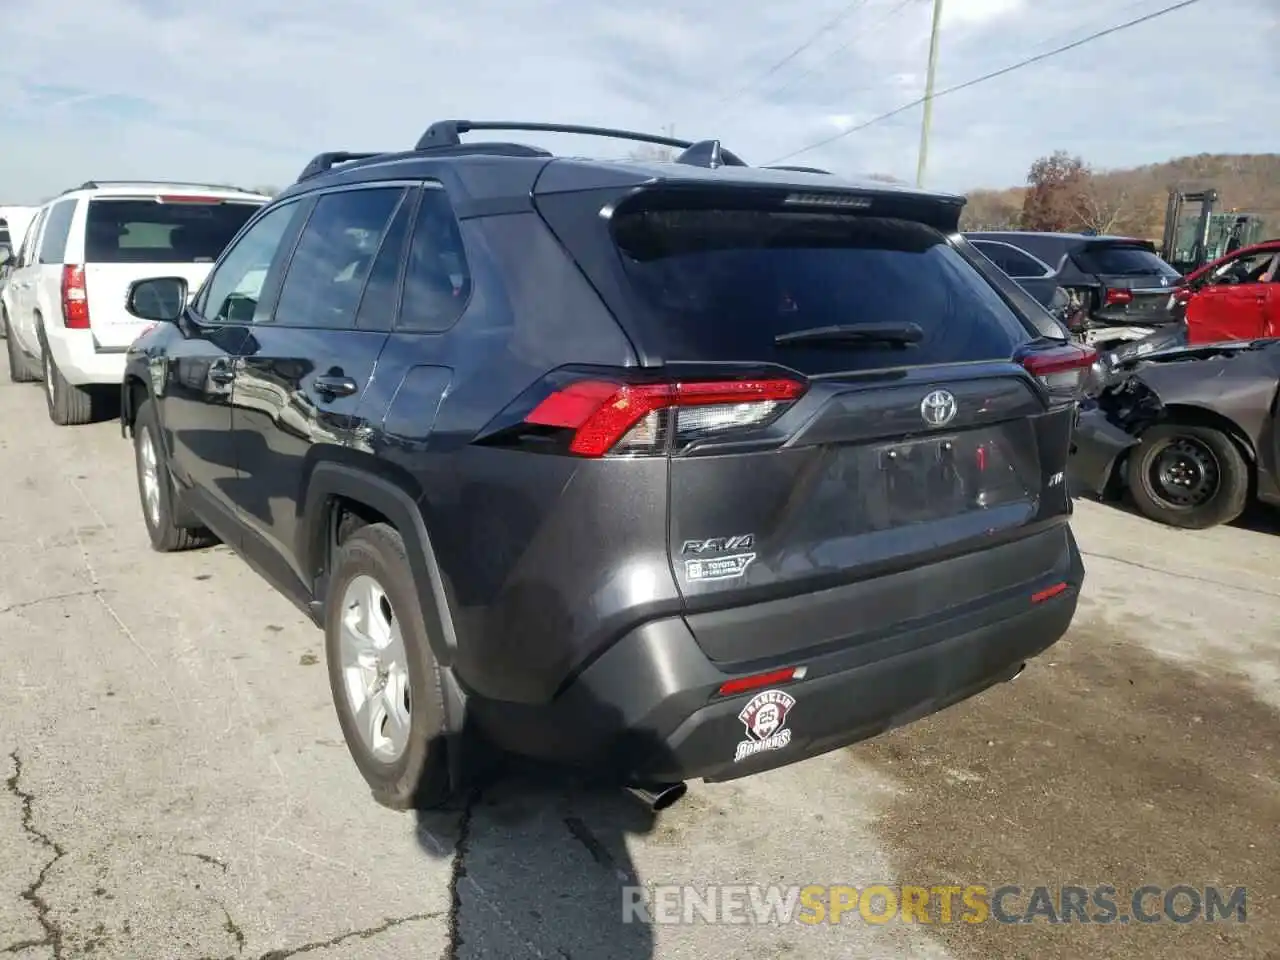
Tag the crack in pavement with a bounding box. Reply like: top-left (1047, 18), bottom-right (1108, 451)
top-left (183, 851), bottom-right (231, 874)
top-left (3, 751), bottom-right (67, 959)
top-left (1081, 549), bottom-right (1280, 599)
top-left (220, 903), bottom-right (246, 955)
top-left (192, 911), bottom-right (446, 960)
top-left (0, 588), bottom-right (104, 617)
top-left (443, 790), bottom-right (478, 960)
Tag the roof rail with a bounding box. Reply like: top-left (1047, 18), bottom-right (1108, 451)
top-left (73, 179), bottom-right (258, 193)
top-left (294, 142), bottom-right (555, 184)
top-left (762, 165), bottom-right (833, 175)
top-left (295, 152), bottom-right (389, 183)
top-left (415, 120), bottom-right (693, 152)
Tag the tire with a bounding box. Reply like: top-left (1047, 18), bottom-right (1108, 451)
top-left (1127, 423), bottom-right (1250, 530)
top-left (39, 329), bottom-right (95, 425)
top-left (325, 522), bottom-right (455, 810)
top-left (3, 310), bottom-right (38, 382)
top-left (133, 399), bottom-right (216, 552)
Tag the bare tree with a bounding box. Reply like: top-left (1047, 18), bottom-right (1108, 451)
top-left (1074, 181), bottom-right (1129, 235)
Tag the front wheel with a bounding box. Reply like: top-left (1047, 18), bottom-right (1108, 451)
top-left (3, 311), bottom-right (38, 382)
top-left (133, 399), bottom-right (215, 551)
top-left (325, 523), bottom-right (456, 810)
top-left (1127, 424), bottom-right (1250, 529)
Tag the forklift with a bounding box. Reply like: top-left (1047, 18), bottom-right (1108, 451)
top-left (1160, 187), bottom-right (1268, 275)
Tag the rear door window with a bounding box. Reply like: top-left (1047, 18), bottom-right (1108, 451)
top-left (272, 186), bottom-right (406, 329)
top-left (396, 186), bottom-right (472, 332)
top-left (38, 199), bottom-right (77, 264)
top-left (970, 240), bottom-right (1048, 279)
top-left (18, 210), bottom-right (46, 267)
top-left (1075, 244), bottom-right (1179, 278)
top-left (84, 197), bottom-right (263, 264)
top-left (610, 207), bottom-right (1033, 374)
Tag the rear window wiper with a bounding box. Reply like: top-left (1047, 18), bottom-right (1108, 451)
top-left (775, 322), bottom-right (924, 348)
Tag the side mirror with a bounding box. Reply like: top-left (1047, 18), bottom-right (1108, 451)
top-left (125, 277), bottom-right (188, 323)
top-left (0, 244), bottom-right (12, 267)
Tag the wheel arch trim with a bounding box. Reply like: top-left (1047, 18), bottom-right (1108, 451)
top-left (302, 461), bottom-right (458, 667)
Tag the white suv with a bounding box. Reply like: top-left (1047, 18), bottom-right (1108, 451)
top-left (1, 181), bottom-right (270, 424)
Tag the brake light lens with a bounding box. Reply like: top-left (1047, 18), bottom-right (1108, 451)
top-left (157, 195), bottom-right (223, 204)
top-left (524, 377), bottom-right (807, 457)
top-left (1017, 342), bottom-right (1097, 401)
top-left (1104, 288), bottom-right (1133, 306)
top-left (1173, 286), bottom-right (1194, 305)
top-left (61, 265), bottom-right (90, 329)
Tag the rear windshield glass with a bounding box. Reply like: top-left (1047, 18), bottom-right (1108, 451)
top-left (85, 198), bottom-right (263, 264)
top-left (611, 208), bottom-right (1032, 372)
top-left (1074, 244), bottom-right (1179, 277)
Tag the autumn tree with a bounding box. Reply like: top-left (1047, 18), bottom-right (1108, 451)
top-left (961, 188), bottom-right (1024, 230)
top-left (1020, 150), bottom-right (1090, 231)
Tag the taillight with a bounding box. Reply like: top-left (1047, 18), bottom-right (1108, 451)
top-left (1103, 288), bottom-right (1133, 306)
top-left (519, 376), bottom-right (808, 457)
top-left (1016, 342), bottom-right (1098, 402)
top-left (61, 265), bottom-right (90, 329)
top-left (1173, 287), bottom-right (1193, 305)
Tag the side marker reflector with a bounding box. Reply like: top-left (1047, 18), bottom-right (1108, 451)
top-left (1031, 582), bottom-right (1069, 604)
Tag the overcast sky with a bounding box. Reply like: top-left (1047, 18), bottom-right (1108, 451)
top-left (1, 0), bottom-right (1276, 202)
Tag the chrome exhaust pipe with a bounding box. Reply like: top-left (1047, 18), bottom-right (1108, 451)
top-left (1006, 662), bottom-right (1027, 682)
top-left (625, 781), bottom-right (687, 812)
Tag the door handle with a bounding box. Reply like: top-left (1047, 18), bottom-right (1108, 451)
top-left (208, 363), bottom-right (235, 385)
top-left (313, 375), bottom-right (359, 399)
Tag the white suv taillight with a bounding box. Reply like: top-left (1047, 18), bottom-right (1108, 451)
top-left (61, 265), bottom-right (90, 329)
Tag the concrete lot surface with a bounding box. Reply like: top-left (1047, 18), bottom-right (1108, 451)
top-left (1, 356), bottom-right (1277, 959)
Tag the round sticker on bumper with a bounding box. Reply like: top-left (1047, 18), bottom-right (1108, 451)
top-left (734, 689), bottom-right (796, 763)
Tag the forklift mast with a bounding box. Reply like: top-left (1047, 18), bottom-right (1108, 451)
top-left (1161, 187), bottom-right (1218, 275)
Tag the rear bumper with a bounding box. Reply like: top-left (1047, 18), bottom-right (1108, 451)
top-left (468, 527), bottom-right (1084, 784)
top-left (45, 327), bottom-right (128, 386)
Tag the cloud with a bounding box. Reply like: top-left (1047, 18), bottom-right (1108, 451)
top-left (0, 0), bottom-right (1275, 202)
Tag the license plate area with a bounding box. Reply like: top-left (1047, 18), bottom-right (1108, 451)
top-left (878, 436), bottom-right (970, 521)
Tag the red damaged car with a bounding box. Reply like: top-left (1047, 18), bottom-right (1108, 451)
top-left (1172, 239), bottom-right (1280, 344)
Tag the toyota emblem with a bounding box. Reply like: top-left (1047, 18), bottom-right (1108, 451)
top-left (920, 389), bottom-right (958, 427)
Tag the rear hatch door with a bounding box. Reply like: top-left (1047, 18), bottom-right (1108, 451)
top-left (1074, 240), bottom-right (1182, 325)
top-left (535, 180), bottom-right (1083, 661)
top-left (83, 194), bottom-right (264, 348)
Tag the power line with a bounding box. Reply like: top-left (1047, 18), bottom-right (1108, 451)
top-left (765, 0), bottom-right (1207, 165)
top-left (705, 0), bottom-right (872, 114)
top-left (751, 0), bottom-right (916, 107)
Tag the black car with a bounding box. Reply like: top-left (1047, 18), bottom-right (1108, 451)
top-left (119, 121), bottom-right (1089, 811)
top-left (1072, 338), bottom-right (1280, 529)
top-left (961, 233), bottom-right (1070, 319)
top-left (967, 232), bottom-right (1184, 349)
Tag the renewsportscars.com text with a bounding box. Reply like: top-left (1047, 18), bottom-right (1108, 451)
top-left (622, 883), bottom-right (1247, 926)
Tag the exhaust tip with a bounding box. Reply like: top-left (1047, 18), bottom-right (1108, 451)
top-left (625, 781), bottom-right (687, 812)
top-left (1007, 662), bottom-right (1027, 682)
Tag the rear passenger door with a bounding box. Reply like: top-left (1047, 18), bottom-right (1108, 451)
top-left (30, 199), bottom-right (78, 339)
top-left (229, 182), bottom-right (412, 598)
top-left (4, 206), bottom-right (47, 354)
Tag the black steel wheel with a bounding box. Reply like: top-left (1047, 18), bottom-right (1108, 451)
top-left (1127, 424), bottom-right (1249, 529)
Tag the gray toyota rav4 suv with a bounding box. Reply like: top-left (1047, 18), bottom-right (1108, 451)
top-left (120, 122), bottom-right (1089, 811)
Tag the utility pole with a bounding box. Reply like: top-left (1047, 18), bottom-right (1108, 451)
top-left (915, 0), bottom-right (944, 188)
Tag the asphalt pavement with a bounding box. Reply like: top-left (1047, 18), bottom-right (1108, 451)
top-left (1, 356), bottom-right (1278, 959)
